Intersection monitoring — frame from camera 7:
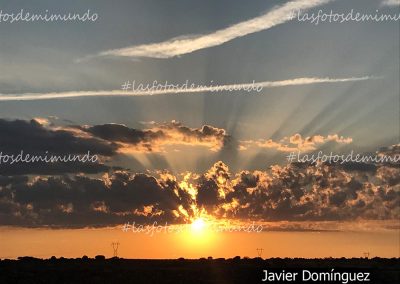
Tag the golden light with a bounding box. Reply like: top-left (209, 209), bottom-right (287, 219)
top-left (177, 216), bottom-right (220, 251)
top-left (191, 218), bottom-right (206, 233)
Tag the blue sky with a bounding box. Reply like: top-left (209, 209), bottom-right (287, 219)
top-left (0, 0), bottom-right (399, 173)
top-left (0, 0), bottom-right (399, 235)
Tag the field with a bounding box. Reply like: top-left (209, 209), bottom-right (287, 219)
top-left (1, 257), bottom-right (399, 284)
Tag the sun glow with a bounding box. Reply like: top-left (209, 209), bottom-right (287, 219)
top-left (191, 218), bottom-right (206, 233)
top-left (177, 216), bottom-right (219, 249)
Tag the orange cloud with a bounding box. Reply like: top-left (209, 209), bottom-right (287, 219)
top-left (241, 134), bottom-right (352, 152)
top-left (82, 121), bottom-right (229, 153)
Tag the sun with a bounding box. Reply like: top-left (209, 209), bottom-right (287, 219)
top-left (177, 216), bottom-right (220, 249)
top-left (191, 218), bottom-right (206, 233)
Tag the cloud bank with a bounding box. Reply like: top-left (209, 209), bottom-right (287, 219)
top-left (0, 156), bottom-right (398, 228)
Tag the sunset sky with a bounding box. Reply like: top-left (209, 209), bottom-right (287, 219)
top-left (0, 0), bottom-right (399, 259)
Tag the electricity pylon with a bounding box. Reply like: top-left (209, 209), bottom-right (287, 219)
top-left (256, 248), bottom-right (264, 258)
top-left (111, 242), bottom-right (120, 257)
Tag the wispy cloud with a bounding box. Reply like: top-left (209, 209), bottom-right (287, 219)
top-left (381, 0), bottom-right (400, 6)
top-left (0, 76), bottom-right (373, 101)
top-left (90, 0), bottom-right (332, 59)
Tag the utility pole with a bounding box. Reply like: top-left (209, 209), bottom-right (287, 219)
top-left (363, 252), bottom-right (370, 259)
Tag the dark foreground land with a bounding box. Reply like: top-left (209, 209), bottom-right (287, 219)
top-left (0, 257), bottom-right (399, 284)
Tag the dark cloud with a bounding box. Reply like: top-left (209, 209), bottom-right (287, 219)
top-left (0, 162), bottom-right (110, 176)
top-left (0, 151), bottom-right (398, 228)
top-left (0, 119), bottom-right (116, 156)
top-left (0, 119), bottom-right (115, 175)
top-left (0, 119), bottom-right (398, 228)
top-left (220, 161), bottom-right (399, 221)
top-left (81, 121), bottom-right (231, 152)
top-left (84, 124), bottom-right (165, 146)
top-left (0, 119), bottom-right (231, 175)
top-left (0, 171), bottom-right (194, 228)
top-left (338, 162), bottom-right (377, 172)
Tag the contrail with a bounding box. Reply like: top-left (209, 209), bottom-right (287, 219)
top-left (88, 0), bottom-right (333, 59)
top-left (0, 76), bottom-right (373, 101)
